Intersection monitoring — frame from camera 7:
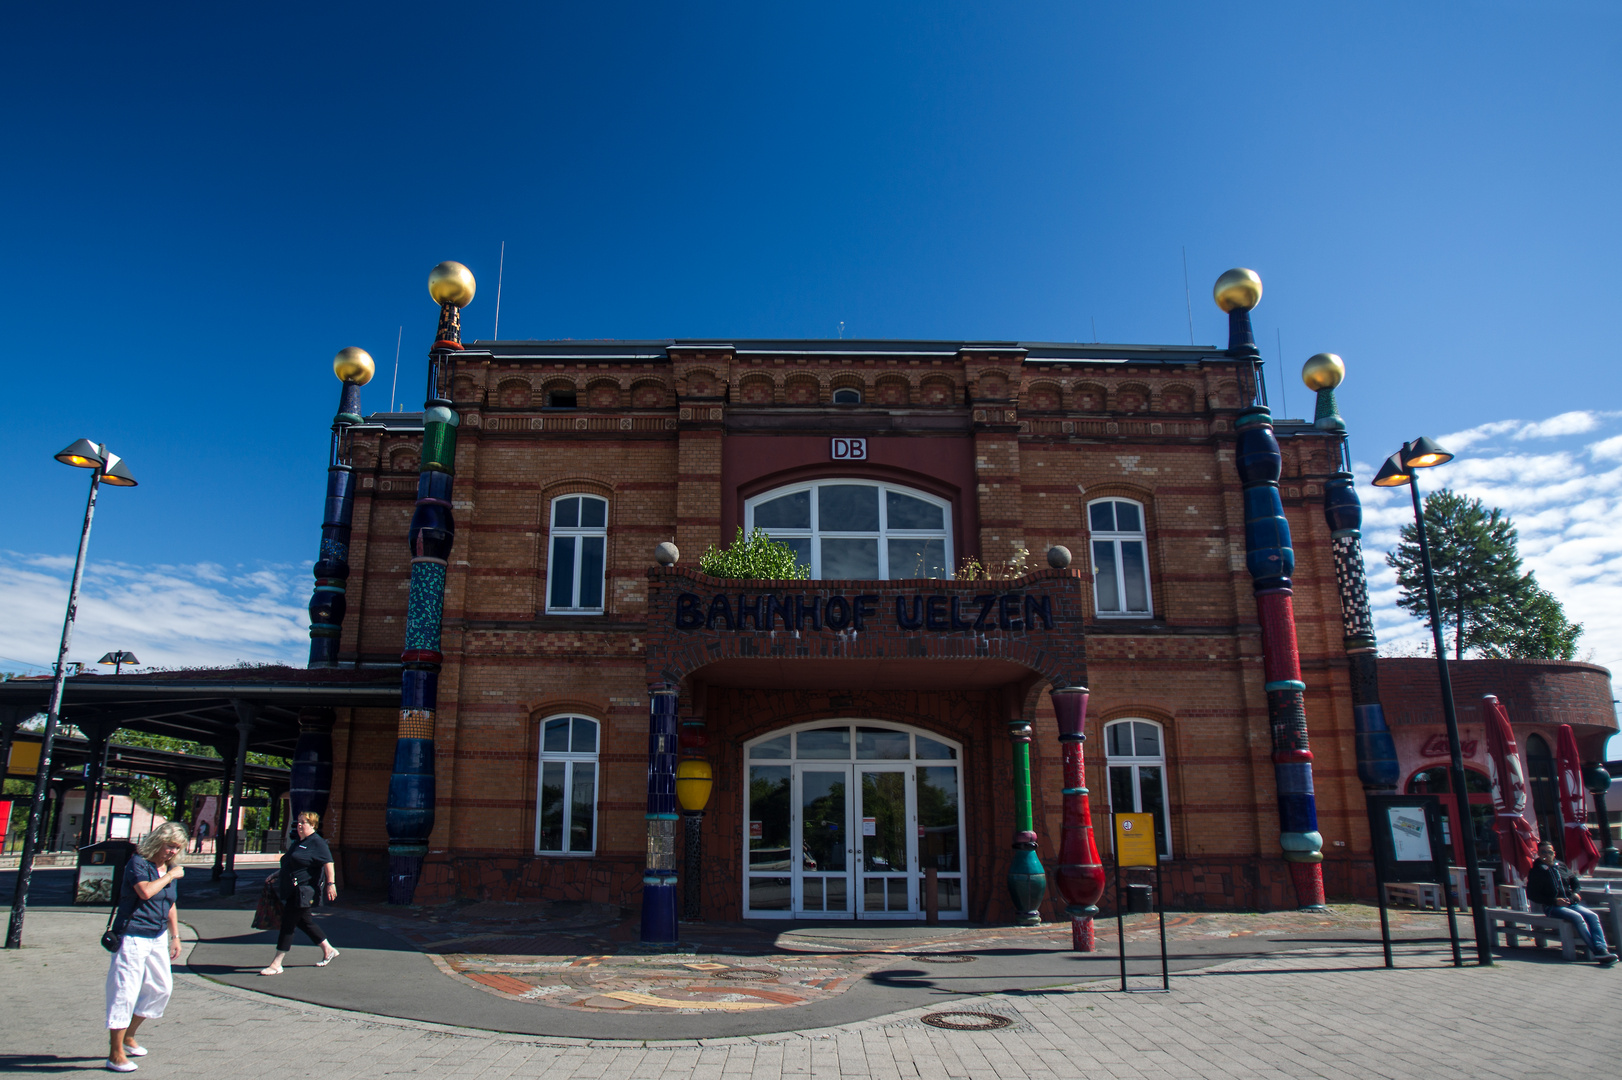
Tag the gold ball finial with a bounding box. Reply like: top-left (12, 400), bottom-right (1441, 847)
top-left (333, 346), bottom-right (375, 385)
top-left (1213, 267), bottom-right (1263, 312)
top-left (1302, 352), bottom-right (1345, 392)
top-left (428, 261), bottom-right (476, 308)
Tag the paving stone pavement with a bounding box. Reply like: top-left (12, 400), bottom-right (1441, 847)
top-left (3, 908), bottom-right (1618, 1079)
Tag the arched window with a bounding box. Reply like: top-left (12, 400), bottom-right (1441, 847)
top-left (745, 480), bottom-right (952, 580)
top-left (1524, 734), bottom-right (1562, 857)
top-left (1104, 719), bottom-right (1170, 857)
top-left (547, 495), bottom-right (607, 614)
top-left (832, 387), bottom-right (862, 405)
top-left (1088, 498), bottom-right (1152, 616)
top-left (535, 715), bottom-right (599, 854)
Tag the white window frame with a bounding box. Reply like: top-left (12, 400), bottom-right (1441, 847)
top-left (744, 480), bottom-right (953, 580)
top-left (1087, 497), bottom-right (1153, 617)
top-left (534, 714), bottom-right (600, 856)
top-left (741, 719), bottom-right (968, 920)
top-left (1103, 718), bottom-right (1172, 859)
top-left (832, 387), bottom-right (862, 404)
top-left (545, 494), bottom-right (608, 614)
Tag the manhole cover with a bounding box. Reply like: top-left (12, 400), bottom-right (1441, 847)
top-left (721, 968), bottom-right (779, 980)
top-left (921, 1011), bottom-right (1011, 1030)
top-left (907, 953), bottom-right (976, 963)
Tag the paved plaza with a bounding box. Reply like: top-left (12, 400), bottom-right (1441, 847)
top-left (3, 892), bottom-right (1618, 1079)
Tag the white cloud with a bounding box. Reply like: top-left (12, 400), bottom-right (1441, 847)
top-left (1512, 410), bottom-right (1614, 440)
top-left (0, 552), bottom-right (310, 673)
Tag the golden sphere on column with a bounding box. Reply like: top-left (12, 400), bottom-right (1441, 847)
top-left (1302, 352), bottom-right (1346, 392)
top-left (428, 261), bottom-right (477, 307)
top-left (333, 346), bottom-right (375, 385)
top-left (1213, 268), bottom-right (1263, 312)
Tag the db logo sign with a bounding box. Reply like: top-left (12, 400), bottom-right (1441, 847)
top-left (831, 438), bottom-right (867, 460)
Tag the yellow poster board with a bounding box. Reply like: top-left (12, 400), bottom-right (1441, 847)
top-left (7, 741), bottom-right (40, 777)
top-left (1114, 812), bottom-right (1157, 867)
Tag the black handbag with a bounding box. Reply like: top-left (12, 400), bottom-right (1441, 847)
top-left (101, 901), bottom-right (129, 953)
top-left (296, 884), bottom-right (316, 908)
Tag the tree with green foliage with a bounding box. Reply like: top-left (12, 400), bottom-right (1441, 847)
top-left (698, 528), bottom-right (811, 580)
top-left (1386, 489), bottom-right (1582, 660)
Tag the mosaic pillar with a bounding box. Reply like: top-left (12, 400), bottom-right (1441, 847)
top-left (1306, 357), bottom-right (1399, 795)
top-left (1217, 269), bottom-right (1326, 909)
top-left (1051, 686), bottom-right (1104, 950)
top-left (641, 686), bottom-right (680, 943)
top-left (386, 262), bottom-right (474, 905)
top-left (1006, 696), bottom-right (1046, 925)
top-left (308, 349), bottom-right (371, 668)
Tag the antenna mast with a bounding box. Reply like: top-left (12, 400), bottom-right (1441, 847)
top-left (390, 326), bottom-right (402, 412)
top-left (493, 241), bottom-right (505, 339)
top-left (1182, 247), bottom-right (1195, 345)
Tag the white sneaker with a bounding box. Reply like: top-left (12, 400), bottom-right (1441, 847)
top-left (105, 1060), bottom-right (138, 1073)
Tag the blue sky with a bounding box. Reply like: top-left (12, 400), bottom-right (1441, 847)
top-left (3, 4), bottom-right (1619, 749)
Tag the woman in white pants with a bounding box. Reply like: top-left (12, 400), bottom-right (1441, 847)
top-left (105, 821), bottom-right (188, 1072)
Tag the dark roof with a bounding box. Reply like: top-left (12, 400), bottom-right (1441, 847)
top-left (456, 339), bottom-right (1226, 364)
top-left (0, 668), bottom-right (400, 757)
top-left (7, 729), bottom-right (290, 789)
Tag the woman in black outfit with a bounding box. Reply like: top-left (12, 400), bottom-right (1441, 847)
top-left (260, 811), bottom-right (339, 974)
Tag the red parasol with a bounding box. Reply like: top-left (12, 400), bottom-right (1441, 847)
top-left (1480, 695), bottom-right (1539, 885)
top-left (1556, 724), bottom-right (1602, 874)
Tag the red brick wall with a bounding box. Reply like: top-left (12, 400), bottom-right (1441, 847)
top-left (327, 344), bottom-right (1387, 912)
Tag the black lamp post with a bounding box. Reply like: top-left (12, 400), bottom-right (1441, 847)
top-left (1373, 437), bottom-right (1492, 966)
top-left (1586, 764), bottom-right (1619, 867)
top-left (6, 440), bottom-right (138, 949)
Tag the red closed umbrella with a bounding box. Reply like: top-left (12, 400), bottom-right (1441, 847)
top-left (1556, 724), bottom-right (1602, 874)
top-left (1481, 695), bottom-right (1539, 886)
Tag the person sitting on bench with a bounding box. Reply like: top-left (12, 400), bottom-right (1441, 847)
top-left (1527, 841), bottom-right (1617, 967)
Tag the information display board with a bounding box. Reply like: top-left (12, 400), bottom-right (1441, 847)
top-left (1114, 813), bottom-right (1158, 867)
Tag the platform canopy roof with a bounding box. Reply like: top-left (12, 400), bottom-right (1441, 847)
top-left (6, 729), bottom-right (291, 790)
top-left (0, 667), bottom-right (401, 758)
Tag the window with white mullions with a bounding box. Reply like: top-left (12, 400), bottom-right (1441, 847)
top-left (547, 495), bottom-right (607, 613)
top-left (1087, 498), bottom-right (1152, 616)
top-left (745, 480), bottom-right (952, 580)
top-left (535, 715), bottom-right (600, 854)
top-left (1104, 719), bottom-right (1171, 858)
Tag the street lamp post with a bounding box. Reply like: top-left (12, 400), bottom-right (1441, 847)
top-left (98, 651), bottom-right (140, 675)
top-left (1373, 438), bottom-right (1492, 965)
top-left (6, 441), bottom-right (137, 949)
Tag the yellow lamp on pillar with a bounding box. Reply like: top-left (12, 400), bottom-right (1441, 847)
top-left (675, 758), bottom-right (713, 812)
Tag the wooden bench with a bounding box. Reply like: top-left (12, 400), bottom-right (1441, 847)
top-left (1485, 907), bottom-right (1594, 960)
top-left (1384, 882), bottom-right (1443, 910)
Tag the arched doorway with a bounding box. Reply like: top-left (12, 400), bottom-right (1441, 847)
top-left (742, 720), bottom-right (967, 920)
top-left (1524, 734), bottom-right (1562, 857)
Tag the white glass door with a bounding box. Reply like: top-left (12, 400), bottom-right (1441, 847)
top-left (795, 766), bottom-right (853, 917)
top-left (858, 766), bottom-right (915, 917)
top-left (742, 722), bottom-right (968, 920)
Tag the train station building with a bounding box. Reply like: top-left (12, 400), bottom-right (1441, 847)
top-left (312, 321), bottom-right (1429, 923)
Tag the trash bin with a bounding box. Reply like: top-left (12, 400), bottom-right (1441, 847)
top-left (76, 840), bottom-right (137, 905)
top-left (1125, 883), bottom-right (1154, 914)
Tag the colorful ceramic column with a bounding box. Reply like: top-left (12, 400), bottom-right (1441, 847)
top-left (308, 347), bottom-right (372, 667)
top-left (1303, 354), bottom-right (1400, 795)
top-left (1051, 686), bottom-right (1105, 950)
top-left (1215, 268), bottom-right (1326, 910)
top-left (1006, 691), bottom-right (1046, 926)
top-left (642, 686), bottom-right (680, 942)
top-left (386, 261), bottom-right (475, 905)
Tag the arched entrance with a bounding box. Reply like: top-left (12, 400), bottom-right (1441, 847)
top-left (742, 720), bottom-right (967, 920)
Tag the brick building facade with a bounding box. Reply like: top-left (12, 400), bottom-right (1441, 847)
top-left (312, 336), bottom-right (1613, 920)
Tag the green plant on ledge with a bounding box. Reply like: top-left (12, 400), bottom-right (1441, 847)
top-left (699, 528), bottom-right (811, 580)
